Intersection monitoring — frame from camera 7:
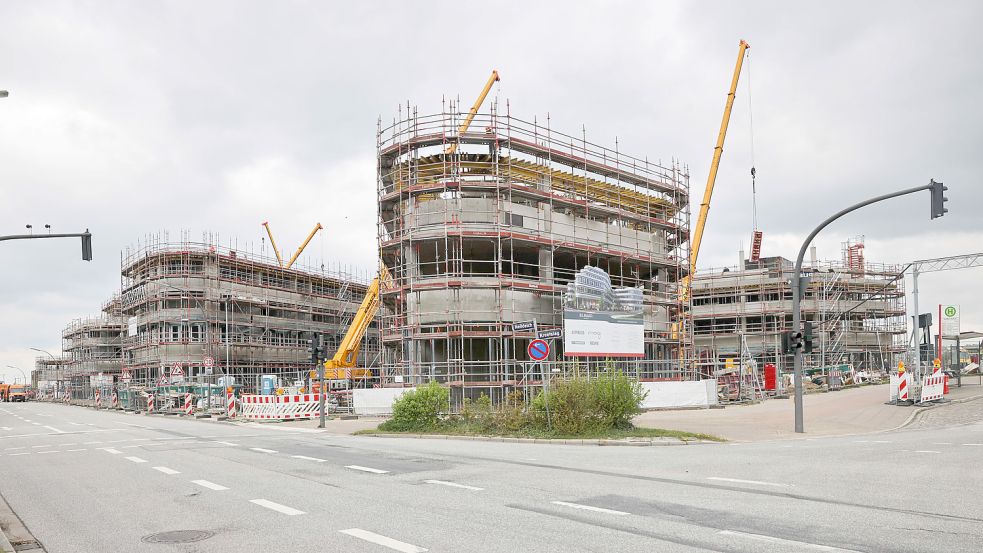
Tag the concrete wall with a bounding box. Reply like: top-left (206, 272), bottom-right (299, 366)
top-left (353, 387), bottom-right (411, 415)
top-left (639, 380), bottom-right (718, 409)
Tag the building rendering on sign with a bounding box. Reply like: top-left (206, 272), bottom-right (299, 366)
top-left (564, 266), bottom-right (645, 357)
top-left (376, 100), bottom-right (692, 404)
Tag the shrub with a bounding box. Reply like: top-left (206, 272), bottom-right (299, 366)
top-left (494, 391), bottom-right (532, 432)
top-left (533, 370), bottom-right (647, 433)
top-left (460, 393), bottom-right (493, 432)
top-left (593, 370), bottom-right (647, 429)
top-left (379, 381), bottom-right (449, 432)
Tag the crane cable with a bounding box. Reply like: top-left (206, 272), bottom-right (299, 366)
top-left (745, 49), bottom-right (758, 231)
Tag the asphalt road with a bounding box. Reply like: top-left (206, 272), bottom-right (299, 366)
top-left (1, 401), bottom-right (981, 552)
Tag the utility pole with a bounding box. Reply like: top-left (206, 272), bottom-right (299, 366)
top-left (0, 229), bottom-right (93, 260)
top-left (789, 180), bottom-right (948, 433)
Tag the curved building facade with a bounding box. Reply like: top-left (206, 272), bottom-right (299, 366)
top-left (377, 104), bottom-right (692, 402)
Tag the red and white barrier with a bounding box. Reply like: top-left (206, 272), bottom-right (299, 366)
top-left (94, 390), bottom-right (102, 409)
top-left (898, 372), bottom-right (909, 401)
top-left (920, 374), bottom-right (945, 402)
top-left (184, 393), bottom-right (194, 416)
top-left (63, 390), bottom-right (70, 404)
top-left (111, 390), bottom-right (119, 409)
top-left (146, 394), bottom-right (155, 414)
top-left (239, 394), bottom-right (326, 421)
top-left (226, 390), bottom-right (237, 418)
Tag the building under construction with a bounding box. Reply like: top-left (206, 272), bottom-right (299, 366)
top-left (376, 100), bottom-right (692, 403)
top-left (691, 239), bottom-right (906, 390)
top-left (116, 233), bottom-right (376, 389)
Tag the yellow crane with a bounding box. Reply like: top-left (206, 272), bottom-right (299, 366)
top-left (683, 39), bottom-right (750, 298)
top-left (323, 262), bottom-right (394, 380)
top-left (261, 221), bottom-right (323, 269)
top-left (445, 70), bottom-right (500, 155)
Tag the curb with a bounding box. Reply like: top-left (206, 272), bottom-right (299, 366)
top-left (0, 491), bottom-right (43, 553)
top-left (361, 433), bottom-right (713, 447)
top-left (899, 392), bottom-right (983, 430)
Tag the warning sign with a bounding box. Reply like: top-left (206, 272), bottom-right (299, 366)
top-left (170, 364), bottom-right (185, 377)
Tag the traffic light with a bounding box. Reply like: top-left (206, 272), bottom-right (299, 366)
top-left (307, 334), bottom-right (322, 365)
top-left (783, 329), bottom-right (805, 354)
top-left (803, 321), bottom-right (814, 354)
top-left (81, 230), bottom-right (93, 261)
top-left (930, 179), bottom-right (948, 219)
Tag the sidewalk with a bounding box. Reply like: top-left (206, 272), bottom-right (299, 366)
top-left (230, 415), bottom-right (386, 434)
top-left (633, 382), bottom-right (983, 442)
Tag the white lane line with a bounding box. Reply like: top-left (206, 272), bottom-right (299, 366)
top-left (345, 465), bottom-right (389, 474)
top-left (291, 455), bottom-right (327, 463)
top-left (871, 440), bottom-right (892, 444)
top-left (8, 452), bottom-right (29, 456)
top-left (932, 442), bottom-right (953, 445)
top-left (249, 447), bottom-right (278, 454)
top-left (4, 447), bottom-right (25, 451)
top-left (122, 423), bottom-right (149, 428)
top-left (66, 448), bottom-right (87, 452)
top-left (84, 441), bottom-right (104, 445)
top-left (43, 426), bottom-right (65, 434)
top-left (852, 440), bottom-right (869, 443)
top-left (191, 479), bottom-right (228, 491)
top-left (23, 420), bottom-right (32, 423)
top-left (0, 427), bottom-right (10, 431)
top-left (61, 443), bottom-right (77, 446)
top-left (718, 530), bottom-right (861, 552)
top-left (102, 448), bottom-right (122, 454)
top-left (124, 456), bottom-right (147, 463)
top-left (31, 422), bottom-right (41, 426)
top-left (37, 450), bottom-right (59, 454)
top-left (31, 445), bottom-right (53, 448)
top-left (120, 445), bottom-right (142, 449)
top-left (424, 480), bottom-right (484, 491)
top-left (68, 422), bottom-right (86, 426)
top-left (962, 443), bottom-right (983, 446)
top-left (707, 477), bottom-right (788, 488)
top-left (249, 499), bottom-right (305, 516)
top-left (339, 529), bottom-right (427, 552)
top-left (551, 501), bottom-right (629, 516)
top-left (213, 441), bottom-right (237, 446)
top-left (152, 466), bottom-right (180, 475)
top-left (914, 450), bottom-right (941, 454)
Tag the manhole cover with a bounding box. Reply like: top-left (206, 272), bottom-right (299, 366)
top-left (141, 530), bottom-right (215, 544)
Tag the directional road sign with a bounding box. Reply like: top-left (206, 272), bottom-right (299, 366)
top-left (512, 321), bottom-right (535, 332)
top-left (537, 329), bottom-right (562, 340)
top-left (528, 339), bottom-right (550, 361)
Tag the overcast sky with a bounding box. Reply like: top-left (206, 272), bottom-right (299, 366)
top-left (2, 1), bottom-right (981, 382)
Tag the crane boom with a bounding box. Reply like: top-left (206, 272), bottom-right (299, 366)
top-left (284, 222), bottom-right (323, 269)
top-left (261, 221), bottom-right (284, 267)
top-left (690, 40), bottom-right (749, 278)
top-left (324, 262), bottom-right (393, 379)
top-left (445, 70), bottom-right (500, 155)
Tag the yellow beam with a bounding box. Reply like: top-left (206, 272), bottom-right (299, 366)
top-left (261, 221), bottom-right (284, 268)
top-left (690, 40), bottom-right (749, 278)
top-left (326, 262), bottom-right (393, 371)
top-left (446, 70), bottom-right (500, 155)
top-left (284, 222), bottom-right (323, 269)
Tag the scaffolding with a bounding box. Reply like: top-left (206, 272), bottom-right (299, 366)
top-left (116, 231), bottom-right (378, 393)
top-left (376, 99), bottom-right (692, 405)
top-left (691, 242), bottom-right (906, 393)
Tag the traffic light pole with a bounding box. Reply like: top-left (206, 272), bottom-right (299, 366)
top-left (792, 180), bottom-right (946, 433)
top-left (0, 230), bottom-right (93, 260)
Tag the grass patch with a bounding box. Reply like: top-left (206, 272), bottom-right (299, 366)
top-left (354, 422), bottom-right (724, 442)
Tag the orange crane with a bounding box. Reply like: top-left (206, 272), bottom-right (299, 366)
top-left (261, 221), bottom-right (323, 269)
top-left (683, 40), bottom-right (750, 298)
top-left (323, 262), bottom-right (394, 380)
top-left (445, 70), bottom-right (500, 155)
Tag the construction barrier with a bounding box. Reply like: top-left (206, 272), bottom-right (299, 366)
top-left (227, 389), bottom-right (237, 418)
top-left (111, 390), bottom-right (119, 409)
top-left (920, 374), bottom-right (945, 402)
top-left (147, 394), bottom-right (155, 414)
top-left (239, 394), bottom-right (325, 421)
top-left (94, 390), bottom-right (101, 409)
top-left (63, 390), bottom-right (70, 404)
top-left (184, 393), bottom-right (194, 416)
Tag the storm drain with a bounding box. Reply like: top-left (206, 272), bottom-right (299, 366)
top-left (141, 530), bottom-right (215, 544)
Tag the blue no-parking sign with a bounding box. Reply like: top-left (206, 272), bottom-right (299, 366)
top-left (528, 339), bottom-right (550, 361)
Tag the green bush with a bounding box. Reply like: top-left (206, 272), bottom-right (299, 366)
top-left (460, 393), bottom-right (493, 432)
top-left (534, 370), bottom-right (647, 433)
top-left (593, 370), bottom-right (647, 429)
top-left (379, 381), bottom-right (449, 432)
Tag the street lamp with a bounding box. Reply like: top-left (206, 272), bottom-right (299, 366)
top-left (31, 347), bottom-right (60, 394)
top-left (6, 365), bottom-right (28, 385)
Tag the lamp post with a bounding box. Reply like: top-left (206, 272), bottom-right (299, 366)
top-left (31, 347), bottom-right (60, 395)
top-left (5, 365), bottom-right (28, 385)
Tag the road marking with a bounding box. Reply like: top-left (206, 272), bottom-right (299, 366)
top-left (852, 440), bottom-right (869, 443)
top-left (249, 499), bottom-right (305, 516)
top-left (37, 450), bottom-right (58, 454)
top-left (914, 450), bottom-right (941, 454)
top-left (707, 477), bottom-right (788, 488)
top-left (61, 443), bottom-right (77, 446)
top-left (932, 442), bottom-right (953, 445)
top-left (102, 448), bottom-right (122, 454)
top-left (125, 456), bottom-right (148, 463)
top-left (718, 530), bottom-right (862, 552)
top-left (424, 480), bottom-right (484, 491)
top-left (346, 465), bottom-right (389, 474)
top-left (31, 422), bottom-right (41, 426)
top-left (551, 501), bottom-right (629, 516)
top-left (31, 445), bottom-right (53, 448)
top-left (7, 452), bottom-right (29, 456)
top-left (23, 420), bottom-right (32, 423)
top-left (0, 427), bottom-right (10, 431)
top-left (66, 448), bottom-right (87, 452)
top-left (962, 443), bottom-right (983, 446)
top-left (339, 529), bottom-right (427, 552)
top-left (291, 455), bottom-right (327, 462)
top-left (871, 440), bottom-right (892, 443)
top-left (250, 447), bottom-right (278, 454)
top-left (213, 441), bottom-right (237, 446)
top-left (120, 445), bottom-right (142, 449)
top-left (4, 447), bottom-right (25, 451)
top-left (191, 479), bottom-right (228, 490)
top-left (42, 426), bottom-right (65, 434)
top-left (84, 441), bottom-right (104, 445)
top-left (69, 422), bottom-right (86, 426)
top-left (152, 466), bottom-right (180, 475)
top-left (122, 423), bottom-right (149, 428)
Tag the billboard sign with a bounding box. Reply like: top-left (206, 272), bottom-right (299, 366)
top-left (562, 266), bottom-right (644, 357)
top-left (941, 304), bottom-right (960, 338)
